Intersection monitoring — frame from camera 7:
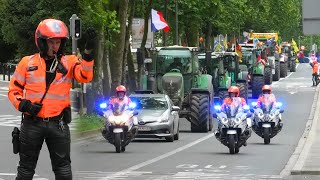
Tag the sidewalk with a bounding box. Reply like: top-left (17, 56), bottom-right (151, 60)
top-left (291, 85), bottom-right (320, 175)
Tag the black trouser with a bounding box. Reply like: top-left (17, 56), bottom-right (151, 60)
top-left (16, 117), bottom-right (72, 180)
top-left (312, 73), bottom-right (319, 86)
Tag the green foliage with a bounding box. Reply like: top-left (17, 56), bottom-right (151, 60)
top-left (75, 114), bottom-right (104, 133)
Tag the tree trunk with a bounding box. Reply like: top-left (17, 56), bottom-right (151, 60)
top-left (185, 21), bottom-right (199, 47)
top-left (109, 0), bottom-right (129, 93)
top-left (205, 23), bottom-right (213, 51)
top-left (126, 0), bottom-right (137, 93)
top-left (137, 0), bottom-right (152, 89)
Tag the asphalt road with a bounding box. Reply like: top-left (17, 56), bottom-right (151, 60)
top-left (0, 64), bottom-right (317, 180)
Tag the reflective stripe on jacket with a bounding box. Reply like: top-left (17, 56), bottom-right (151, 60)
top-left (8, 53), bottom-right (94, 118)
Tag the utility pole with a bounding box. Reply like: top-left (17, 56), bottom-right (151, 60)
top-left (70, 14), bottom-right (85, 115)
top-left (175, 0), bottom-right (179, 45)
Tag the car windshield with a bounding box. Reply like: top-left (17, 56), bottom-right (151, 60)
top-left (156, 49), bottom-right (192, 74)
top-left (131, 96), bottom-right (168, 110)
top-left (112, 102), bottom-right (126, 116)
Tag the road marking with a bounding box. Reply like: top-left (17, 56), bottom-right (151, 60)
top-left (219, 165), bottom-right (227, 169)
top-left (99, 133), bottom-right (215, 180)
top-left (0, 94), bottom-right (7, 97)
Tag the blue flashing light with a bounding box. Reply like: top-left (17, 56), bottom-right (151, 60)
top-left (276, 102), bottom-right (283, 108)
top-left (99, 102), bottom-right (107, 109)
top-left (214, 105), bottom-right (221, 111)
top-left (243, 105), bottom-right (250, 110)
top-left (128, 102), bottom-right (137, 109)
top-left (251, 102), bottom-right (257, 107)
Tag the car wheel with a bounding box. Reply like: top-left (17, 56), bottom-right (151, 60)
top-left (174, 123), bottom-right (180, 140)
top-left (166, 125), bottom-right (174, 142)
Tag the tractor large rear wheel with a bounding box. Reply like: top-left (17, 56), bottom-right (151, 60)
top-left (251, 76), bottom-right (264, 99)
top-left (280, 62), bottom-right (287, 78)
top-left (218, 90), bottom-right (229, 101)
top-left (290, 60), bottom-right (296, 72)
top-left (273, 61), bottom-right (280, 81)
top-left (264, 66), bottom-right (272, 85)
top-left (190, 94), bottom-right (211, 133)
top-left (237, 82), bottom-right (248, 101)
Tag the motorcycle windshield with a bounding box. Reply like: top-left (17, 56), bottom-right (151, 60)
top-left (224, 101), bottom-right (241, 118)
top-left (112, 102), bottom-right (126, 116)
top-left (260, 94), bottom-right (275, 113)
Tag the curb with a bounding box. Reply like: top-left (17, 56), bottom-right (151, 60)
top-left (71, 128), bottom-right (101, 142)
top-left (281, 85), bottom-right (320, 176)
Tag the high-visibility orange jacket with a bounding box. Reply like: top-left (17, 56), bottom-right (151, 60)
top-left (108, 96), bottom-right (131, 108)
top-left (8, 53), bottom-right (94, 118)
top-left (313, 63), bottom-right (319, 74)
top-left (221, 97), bottom-right (246, 111)
top-left (257, 94), bottom-right (277, 108)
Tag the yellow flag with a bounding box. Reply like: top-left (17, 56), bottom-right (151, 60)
top-left (224, 34), bottom-right (228, 50)
top-left (291, 38), bottom-right (299, 53)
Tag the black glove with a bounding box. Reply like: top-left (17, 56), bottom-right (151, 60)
top-left (18, 99), bottom-right (43, 116)
top-left (85, 27), bottom-right (97, 51)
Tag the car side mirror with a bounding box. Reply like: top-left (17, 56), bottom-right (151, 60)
top-left (213, 113), bottom-right (218, 118)
top-left (280, 109), bottom-right (284, 113)
top-left (172, 106), bottom-right (180, 111)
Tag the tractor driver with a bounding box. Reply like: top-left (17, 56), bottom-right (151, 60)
top-left (167, 57), bottom-right (182, 72)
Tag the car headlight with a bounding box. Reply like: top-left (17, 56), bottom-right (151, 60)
top-left (221, 117), bottom-right (228, 125)
top-left (160, 118), bottom-right (169, 123)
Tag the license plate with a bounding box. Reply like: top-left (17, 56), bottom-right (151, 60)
top-left (138, 126), bottom-right (151, 131)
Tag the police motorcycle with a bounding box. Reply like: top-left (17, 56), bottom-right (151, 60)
top-left (250, 95), bottom-right (284, 144)
top-left (99, 101), bottom-right (138, 153)
top-left (213, 101), bottom-right (252, 154)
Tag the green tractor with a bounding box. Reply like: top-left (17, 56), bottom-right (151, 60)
top-left (239, 43), bottom-right (266, 99)
top-left (198, 51), bottom-right (248, 101)
top-left (141, 46), bottom-right (214, 132)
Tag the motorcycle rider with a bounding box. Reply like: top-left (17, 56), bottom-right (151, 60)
top-left (256, 85), bottom-right (277, 108)
top-left (108, 85), bottom-right (131, 108)
top-left (254, 85), bottom-right (283, 128)
top-left (215, 86), bottom-right (248, 138)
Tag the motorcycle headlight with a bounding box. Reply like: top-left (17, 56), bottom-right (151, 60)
top-left (258, 112), bottom-right (264, 119)
top-left (234, 117), bottom-right (242, 124)
top-left (269, 113), bottom-right (275, 120)
top-left (221, 117), bottom-right (228, 125)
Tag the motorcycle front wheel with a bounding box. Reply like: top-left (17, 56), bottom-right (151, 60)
top-left (263, 128), bottom-right (271, 144)
top-left (115, 133), bottom-right (122, 153)
top-left (228, 135), bottom-right (236, 154)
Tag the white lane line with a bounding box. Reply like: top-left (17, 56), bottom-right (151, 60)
top-left (0, 173), bottom-right (16, 176)
top-left (99, 133), bottom-right (215, 180)
top-left (219, 165), bottom-right (227, 169)
top-left (0, 94), bottom-right (7, 97)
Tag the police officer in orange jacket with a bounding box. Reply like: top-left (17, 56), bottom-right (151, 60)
top-left (108, 85), bottom-right (131, 108)
top-left (256, 85), bottom-right (277, 108)
top-left (8, 19), bottom-right (96, 180)
top-left (311, 59), bottom-right (319, 86)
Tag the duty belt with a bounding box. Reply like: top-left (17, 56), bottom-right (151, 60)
top-left (24, 114), bottom-right (63, 122)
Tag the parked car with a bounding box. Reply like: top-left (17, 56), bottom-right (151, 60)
top-left (129, 93), bottom-right (180, 142)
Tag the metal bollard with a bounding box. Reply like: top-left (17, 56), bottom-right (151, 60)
top-left (8, 64), bottom-right (11, 81)
top-left (2, 63), bottom-right (4, 81)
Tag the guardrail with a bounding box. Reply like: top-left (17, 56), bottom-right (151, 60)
top-left (0, 62), bottom-right (16, 81)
